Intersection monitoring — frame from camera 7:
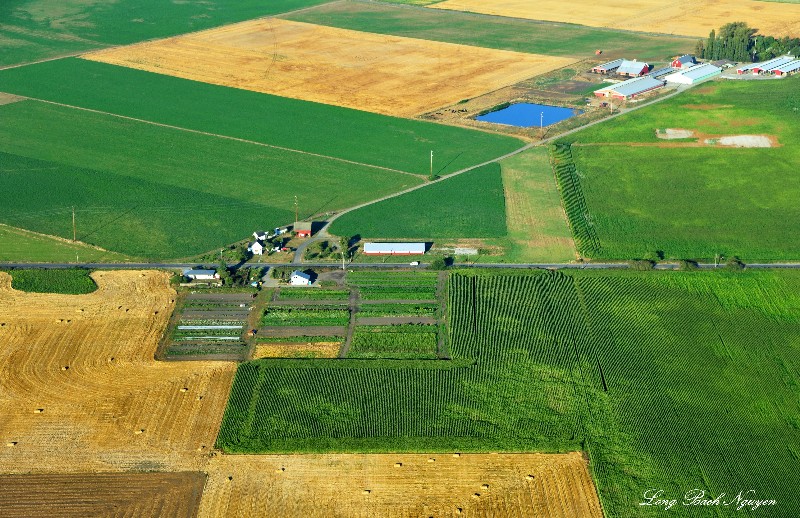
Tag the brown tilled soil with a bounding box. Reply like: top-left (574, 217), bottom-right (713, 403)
top-left (253, 341), bottom-right (342, 358)
top-left (82, 19), bottom-right (575, 117)
top-left (0, 271), bottom-right (603, 517)
top-left (432, 0), bottom-right (800, 37)
top-left (0, 472), bottom-right (205, 518)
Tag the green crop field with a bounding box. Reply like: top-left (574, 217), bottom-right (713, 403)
top-left (0, 101), bottom-right (421, 259)
top-left (358, 303), bottom-right (438, 317)
top-left (0, 224), bottom-right (128, 262)
top-left (0, 0), bottom-right (331, 67)
top-left (7, 268), bottom-right (97, 294)
top-left (558, 77), bottom-right (800, 261)
top-left (348, 326), bottom-right (438, 359)
top-left (217, 269), bottom-right (800, 516)
top-left (0, 59), bottom-right (524, 176)
top-left (285, 1), bottom-right (693, 60)
top-left (261, 307), bottom-right (350, 326)
top-left (331, 163), bottom-right (507, 239)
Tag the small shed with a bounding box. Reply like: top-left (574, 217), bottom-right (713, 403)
top-left (591, 58), bottom-right (625, 74)
top-left (616, 60), bottom-right (650, 77)
top-left (294, 221), bottom-right (313, 238)
top-left (363, 242), bottom-right (426, 255)
top-left (250, 241), bottom-right (264, 255)
top-left (290, 270), bottom-right (312, 286)
top-left (253, 230), bottom-right (268, 241)
top-left (183, 269), bottom-right (219, 281)
top-left (671, 55), bottom-right (696, 69)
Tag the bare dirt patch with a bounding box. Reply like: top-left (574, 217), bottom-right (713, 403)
top-left (0, 92), bottom-right (25, 106)
top-left (199, 452), bottom-right (602, 518)
top-left (657, 128), bottom-right (695, 139)
top-left (431, 0), bottom-right (800, 37)
top-left (0, 472), bottom-right (205, 518)
top-left (254, 341), bottom-right (341, 358)
top-left (82, 19), bottom-right (575, 117)
top-left (713, 135), bottom-right (773, 148)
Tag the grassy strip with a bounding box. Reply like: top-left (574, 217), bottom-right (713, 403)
top-left (348, 331), bottom-right (438, 359)
top-left (7, 269), bottom-right (97, 294)
top-left (549, 144), bottom-right (600, 258)
top-left (286, 1), bottom-right (692, 60)
top-left (261, 308), bottom-right (350, 326)
top-left (277, 290), bottom-right (351, 301)
top-left (357, 303), bottom-right (438, 317)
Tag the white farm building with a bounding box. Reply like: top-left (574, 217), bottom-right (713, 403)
top-left (290, 270), bottom-right (312, 286)
top-left (594, 76), bottom-right (665, 100)
top-left (183, 269), bottom-right (219, 281)
top-left (363, 242), bottom-right (426, 255)
top-left (664, 63), bottom-right (721, 85)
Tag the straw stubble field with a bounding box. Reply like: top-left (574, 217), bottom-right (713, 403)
top-left (431, 0), bottom-right (800, 38)
top-left (83, 19), bottom-right (575, 117)
top-left (0, 271), bottom-right (601, 517)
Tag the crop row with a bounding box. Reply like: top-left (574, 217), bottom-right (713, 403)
top-left (277, 289), bottom-right (351, 301)
top-left (261, 308), bottom-right (350, 326)
top-left (357, 303), bottom-right (438, 317)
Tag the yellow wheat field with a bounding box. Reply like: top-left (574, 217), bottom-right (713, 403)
top-left (82, 19), bottom-right (576, 117)
top-left (0, 271), bottom-right (602, 517)
top-left (432, 0), bottom-right (800, 38)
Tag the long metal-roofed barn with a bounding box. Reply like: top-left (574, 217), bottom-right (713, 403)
top-left (664, 63), bottom-right (722, 85)
top-left (363, 242), bottom-right (426, 255)
top-left (594, 76), bottom-right (665, 100)
top-left (773, 60), bottom-right (800, 76)
top-left (616, 60), bottom-right (650, 77)
top-left (591, 58), bottom-right (625, 74)
top-left (647, 66), bottom-right (676, 79)
top-left (737, 55), bottom-right (795, 74)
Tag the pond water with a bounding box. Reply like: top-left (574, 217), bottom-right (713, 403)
top-left (476, 103), bottom-right (582, 128)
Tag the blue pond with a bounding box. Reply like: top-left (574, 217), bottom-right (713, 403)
top-left (476, 103), bottom-right (582, 128)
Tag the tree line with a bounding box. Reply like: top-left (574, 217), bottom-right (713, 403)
top-left (695, 22), bottom-right (800, 62)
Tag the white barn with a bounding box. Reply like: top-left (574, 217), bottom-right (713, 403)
top-left (183, 269), bottom-right (219, 281)
top-left (290, 270), bottom-right (312, 286)
top-left (664, 63), bottom-right (721, 85)
top-left (363, 242), bottom-right (426, 255)
top-left (250, 241), bottom-right (264, 255)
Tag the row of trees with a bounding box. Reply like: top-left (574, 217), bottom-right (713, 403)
top-left (695, 22), bottom-right (800, 63)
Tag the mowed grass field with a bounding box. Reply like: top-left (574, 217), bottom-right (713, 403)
top-left (0, 0), bottom-right (331, 67)
top-left (429, 0), bottom-right (800, 38)
top-left (0, 59), bottom-right (524, 175)
top-left (559, 77), bottom-right (800, 261)
top-left (0, 224), bottom-right (128, 262)
top-left (218, 269), bottom-right (800, 517)
top-left (330, 163), bottom-right (508, 240)
top-left (84, 18), bottom-right (574, 117)
top-left (287, 1), bottom-right (694, 61)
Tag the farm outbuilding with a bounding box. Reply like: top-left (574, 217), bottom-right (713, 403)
top-left (616, 60), bottom-right (650, 77)
top-left (591, 58), bottom-right (625, 74)
top-left (290, 270), bottom-right (312, 286)
top-left (664, 63), bottom-right (721, 85)
top-left (647, 66), bottom-right (675, 79)
top-left (253, 230), bottom-right (268, 241)
top-left (773, 60), bottom-right (800, 76)
top-left (183, 269), bottom-right (219, 281)
top-left (363, 242), bottom-right (426, 255)
top-left (294, 221), bottom-right (313, 238)
top-left (594, 76), bottom-right (665, 100)
top-left (737, 56), bottom-right (794, 74)
top-left (671, 55), bottom-right (696, 69)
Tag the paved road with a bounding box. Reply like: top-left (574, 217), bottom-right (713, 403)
top-left (2, 262), bottom-right (800, 270)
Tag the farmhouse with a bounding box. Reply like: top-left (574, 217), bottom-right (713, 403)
top-left (183, 269), bottom-right (219, 281)
top-left (616, 60), bottom-right (650, 77)
top-left (294, 221), bottom-right (313, 238)
top-left (363, 242), bottom-right (426, 255)
top-left (591, 58), bottom-right (625, 74)
top-left (664, 63), bottom-right (721, 85)
top-left (594, 76), bottom-right (665, 100)
top-left (773, 60), bottom-right (800, 76)
top-left (671, 55), bottom-right (697, 69)
top-left (737, 56), bottom-right (794, 74)
top-left (290, 270), bottom-right (312, 286)
top-left (249, 241), bottom-right (264, 256)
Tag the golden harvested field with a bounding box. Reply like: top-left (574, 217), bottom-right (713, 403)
top-left (0, 472), bottom-right (205, 518)
top-left (254, 341), bottom-right (342, 358)
top-left (431, 0), bottom-right (800, 38)
top-left (82, 19), bottom-right (576, 117)
top-left (199, 452), bottom-right (602, 518)
top-left (0, 271), bottom-right (601, 516)
top-left (0, 270), bottom-right (236, 473)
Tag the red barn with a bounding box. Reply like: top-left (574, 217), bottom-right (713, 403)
top-left (294, 221), bottom-right (312, 238)
top-left (671, 55), bottom-right (696, 69)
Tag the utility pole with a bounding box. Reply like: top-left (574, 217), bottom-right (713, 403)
top-left (540, 111), bottom-right (544, 138)
top-left (72, 206), bottom-right (76, 242)
top-left (429, 150), bottom-right (433, 180)
top-left (294, 195), bottom-right (299, 224)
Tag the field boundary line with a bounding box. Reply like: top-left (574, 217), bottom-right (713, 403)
top-left (14, 96), bottom-right (423, 178)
